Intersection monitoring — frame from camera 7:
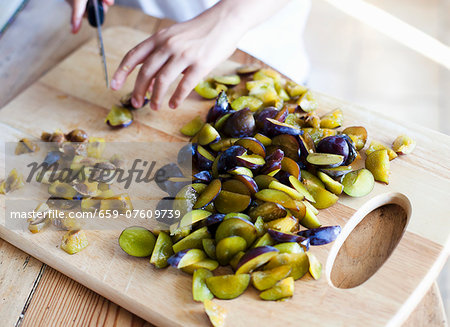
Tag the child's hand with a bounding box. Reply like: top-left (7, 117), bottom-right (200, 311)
top-left (66, 0), bottom-right (114, 34)
top-left (110, 0), bottom-right (292, 110)
top-left (110, 9), bottom-right (242, 111)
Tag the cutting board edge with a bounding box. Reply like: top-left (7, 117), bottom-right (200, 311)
top-left (0, 220), bottom-right (445, 327)
top-left (388, 243), bottom-right (449, 327)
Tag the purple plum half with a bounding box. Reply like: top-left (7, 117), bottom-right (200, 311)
top-left (222, 108), bottom-right (256, 138)
top-left (297, 225), bottom-right (341, 245)
top-left (154, 163), bottom-right (187, 196)
top-left (341, 134), bottom-right (358, 165)
top-left (260, 149), bottom-right (284, 176)
top-left (264, 118), bottom-right (303, 137)
top-left (204, 213), bottom-right (226, 235)
top-left (217, 145), bottom-right (247, 173)
top-left (255, 107), bottom-right (278, 130)
top-left (268, 229), bottom-right (310, 250)
top-left (235, 246), bottom-right (279, 274)
top-left (177, 143), bottom-right (196, 169)
top-left (193, 171), bottom-right (213, 183)
top-left (167, 249), bottom-right (205, 268)
top-left (206, 91), bottom-right (231, 123)
top-left (316, 135), bottom-right (349, 164)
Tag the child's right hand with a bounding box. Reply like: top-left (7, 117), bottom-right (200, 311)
top-left (66, 0), bottom-right (114, 34)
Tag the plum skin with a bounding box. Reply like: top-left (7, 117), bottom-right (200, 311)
top-left (316, 135), bottom-right (349, 163)
top-left (297, 225), bottom-right (341, 245)
top-left (222, 108), bottom-right (256, 138)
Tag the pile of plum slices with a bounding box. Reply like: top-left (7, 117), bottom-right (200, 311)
top-left (118, 67), bottom-right (415, 323)
top-left (19, 129), bottom-right (132, 255)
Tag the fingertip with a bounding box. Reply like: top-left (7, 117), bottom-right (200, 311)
top-left (72, 20), bottom-right (81, 34)
top-left (110, 79), bottom-right (120, 91)
top-left (131, 97), bottom-right (141, 109)
top-left (150, 101), bottom-right (159, 111)
top-left (169, 97), bottom-right (179, 109)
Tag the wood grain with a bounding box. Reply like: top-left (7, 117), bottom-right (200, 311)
top-left (404, 283), bottom-right (448, 327)
top-left (331, 203), bottom-right (408, 289)
top-left (0, 240), bottom-right (44, 327)
top-left (0, 3), bottom-right (448, 327)
top-left (21, 267), bottom-right (151, 327)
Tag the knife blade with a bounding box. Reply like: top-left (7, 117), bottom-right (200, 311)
top-left (87, 0), bottom-right (109, 88)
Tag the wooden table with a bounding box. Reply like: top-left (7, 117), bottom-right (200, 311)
top-left (0, 2), bottom-right (447, 326)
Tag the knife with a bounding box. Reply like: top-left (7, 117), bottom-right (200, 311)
top-left (87, 0), bottom-right (109, 88)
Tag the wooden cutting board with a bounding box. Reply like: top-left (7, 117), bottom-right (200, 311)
top-left (0, 26), bottom-right (449, 327)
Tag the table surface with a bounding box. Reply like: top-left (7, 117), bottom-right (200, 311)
top-left (0, 1), bottom-right (447, 326)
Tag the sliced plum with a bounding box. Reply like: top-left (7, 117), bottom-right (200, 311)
top-left (150, 231), bottom-right (173, 268)
top-left (192, 268), bottom-right (214, 302)
top-left (255, 189), bottom-right (298, 210)
top-left (216, 236), bottom-right (247, 265)
top-left (264, 118), bottom-right (302, 137)
top-left (366, 141), bottom-right (398, 161)
top-left (235, 246), bottom-right (279, 274)
top-left (288, 175), bottom-right (315, 203)
top-left (319, 166), bottom-right (352, 179)
top-left (342, 168), bottom-right (375, 197)
top-left (303, 180), bottom-right (339, 209)
top-left (317, 171), bottom-right (344, 195)
top-left (248, 202), bottom-right (287, 222)
top-left (392, 134), bottom-right (416, 154)
top-left (264, 216), bottom-right (298, 234)
top-left (273, 242), bottom-right (303, 254)
top-left (306, 252), bottom-right (322, 280)
top-left (236, 64), bottom-right (260, 75)
top-left (193, 179), bottom-right (222, 209)
top-left (222, 179), bottom-right (251, 196)
top-left (316, 135), bottom-right (350, 162)
top-left (222, 108), bottom-right (256, 138)
top-left (215, 217), bottom-right (257, 246)
top-left (195, 81), bottom-right (220, 100)
top-left (180, 116), bottom-right (204, 137)
top-left (198, 123), bottom-right (220, 145)
top-left (264, 252), bottom-right (309, 280)
top-left (260, 277), bottom-right (294, 301)
top-left (213, 74), bottom-right (241, 86)
top-left (181, 258), bottom-right (219, 274)
top-left (217, 145), bottom-right (247, 173)
top-left (271, 134), bottom-right (300, 161)
top-left (320, 109), bottom-right (343, 129)
top-left (235, 137), bottom-right (266, 157)
top-left (205, 274), bottom-right (250, 300)
top-left (306, 153), bottom-right (344, 167)
top-left (260, 148), bottom-right (284, 176)
top-left (167, 249), bottom-right (206, 268)
top-left (269, 180), bottom-right (304, 201)
top-left (172, 227), bottom-right (210, 253)
top-left (297, 225), bottom-right (341, 245)
top-left (206, 91), bottom-right (231, 122)
top-left (61, 230), bottom-right (89, 255)
top-left (119, 226), bottom-right (156, 257)
top-left (365, 149), bottom-right (390, 184)
top-left (214, 190), bottom-right (251, 214)
top-left (105, 105), bottom-right (133, 128)
top-left (297, 90), bottom-right (317, 112)
top-left (342, 126), bottom-right (367, 151)
top-left (231, 96), bottom-right (263, 112)
top-left (251, 265), bottom-right (291, 291)
top-left (233, 175), bottom-right (259, 194)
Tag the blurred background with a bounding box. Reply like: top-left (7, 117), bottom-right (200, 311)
top-left (303, 0), bottom-right (449, 318)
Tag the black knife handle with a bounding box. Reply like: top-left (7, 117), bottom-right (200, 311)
top-left (87, 0), bottom-right (105, 27)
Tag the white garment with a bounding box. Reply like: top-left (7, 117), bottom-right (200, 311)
top-left (116, 0), bottom-right (311, 82)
